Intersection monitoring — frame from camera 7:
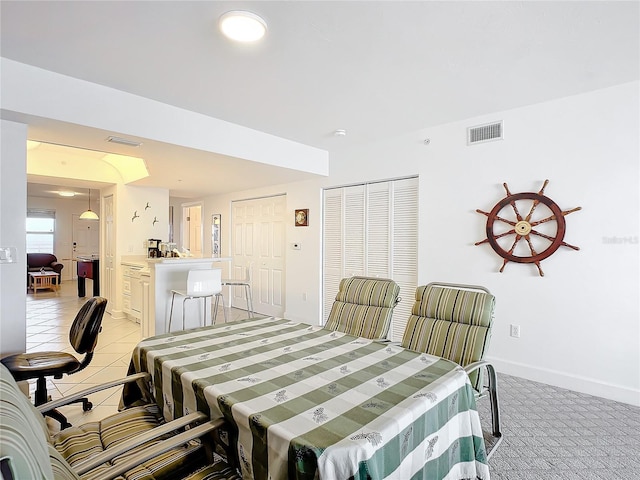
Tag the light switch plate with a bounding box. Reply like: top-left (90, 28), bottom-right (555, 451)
top-left (0, 247), bottom-right (17, 263)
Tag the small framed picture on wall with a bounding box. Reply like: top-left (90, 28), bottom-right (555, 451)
top-left (295, 209), bottom-right (309, 227)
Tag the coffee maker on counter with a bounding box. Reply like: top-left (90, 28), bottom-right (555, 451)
top-left (160, 242), bottom-right (178, 257)
top-left (147, 239), bottom-right (161, 258)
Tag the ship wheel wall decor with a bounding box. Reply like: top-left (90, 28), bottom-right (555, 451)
top-left (475, 180), bottom-right (581, 276)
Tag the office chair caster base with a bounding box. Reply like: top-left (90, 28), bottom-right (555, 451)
top-left (44, 408), bottom-right (72, 430)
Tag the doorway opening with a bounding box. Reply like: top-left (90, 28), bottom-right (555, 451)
top-left (181, 202), bottom-right (203, 256)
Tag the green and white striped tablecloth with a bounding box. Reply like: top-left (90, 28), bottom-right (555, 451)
top-left (129, 317), bottom-right (490, 480)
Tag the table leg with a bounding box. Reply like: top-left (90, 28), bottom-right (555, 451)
top-left (92, 274), bottom-right (100, 296)
top-left (78, 276), bottom-right (86, 297)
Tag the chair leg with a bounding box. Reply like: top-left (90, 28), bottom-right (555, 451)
top-left (485, 363), bottom-right (502, 438)
top-left (222, 295), bottom-right (228, 323)
top-left (244, 285), bottom-right (254, 318)
top-left (201, 295), bottom-right (215, 327)
top-left (484, 363), bottom-right (503, 459)
top-left (182, 297), bottom-right (187, 330)
top-left (34, 377), bottom-right (49, 406)
top-left (168, 292), bottom-right (177, 332)
top-left (465, 360), bottom-right (503, 459)
top-left (44, 409), bottom-right (72, 430)
top-left (214, 294), bottom-right (228, 323)
top-left (35, 377), bottom-right (72, 429)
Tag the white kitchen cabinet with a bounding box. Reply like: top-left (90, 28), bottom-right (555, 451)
top-left (122, 262), bottom-right (145, 322)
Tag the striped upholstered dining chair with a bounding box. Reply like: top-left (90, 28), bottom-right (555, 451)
top-left (325, 276), bottom-right (400, 340)
top-left (401, 282), bottom-right (503, 458)
top-left (0, 363), bottom-right (240, 480)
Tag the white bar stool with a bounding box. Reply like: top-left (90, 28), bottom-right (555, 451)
top-left (168, 269), bottom-right (227, 331)
top-left (222, 263), bottom-right (254, 318)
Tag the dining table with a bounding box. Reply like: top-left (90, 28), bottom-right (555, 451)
top-left (123, 317), bottom-right (490, 480)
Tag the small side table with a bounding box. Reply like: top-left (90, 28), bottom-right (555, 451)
top-left (28, 272), bottom-right (60, 294)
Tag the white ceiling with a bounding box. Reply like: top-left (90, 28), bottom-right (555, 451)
top-left (2, 1), bottom-right (638, 198)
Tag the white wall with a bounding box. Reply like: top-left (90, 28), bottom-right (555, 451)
top-left (114, 185), bottom-right (170, 257)
top-left (104, 184), bottom-right (169, 318)
top-left (203, 82), bottom-right (639, 405)
top-left (1, 69), bottom-right (637, 404)
top-left (414, 82), bottom-right (639, 406)
top-left (202, 182), bottom-right (323, 325)
top-left (2, 58), bottom-right (328, 175)
top-left (0, 120), bottom-right (27, 356)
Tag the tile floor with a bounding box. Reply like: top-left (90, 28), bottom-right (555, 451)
top-left (25, 280), bottom-right (247, 434)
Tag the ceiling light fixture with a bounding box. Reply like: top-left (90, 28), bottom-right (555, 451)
top-left (106, 136), bottom-right (142, 147)
top-left (58, 191), bottom-right (76, 197)
top-left (219, 10), bottom-right (267, 42)
top-left (79, 188), bottom-right (99, 220)
top-left (334, 129), bottom-right (347, 137)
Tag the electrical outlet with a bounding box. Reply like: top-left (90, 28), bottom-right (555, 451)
top-left (510, 324), bottom-right (521, 338)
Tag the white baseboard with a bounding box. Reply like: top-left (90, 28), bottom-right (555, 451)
top-left (109, 308), bottom-right (126, 320)
top-left (486, 355), bottom-right (640, 407)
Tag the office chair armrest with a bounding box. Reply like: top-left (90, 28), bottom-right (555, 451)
top-left (74, 411), bottom-right (208, 475)
top-left (86, 418), bottom-right (226, 480)
top-left (37, 372), bottom-right (150, 413)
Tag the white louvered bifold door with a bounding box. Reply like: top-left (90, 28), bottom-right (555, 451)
top-left (323, 189), bottom-right (343, 323)
top-left (367, 182), bottom-right (391, 278)
top-left (344, 185), bottom-right (366, 277)
top-left (389, 177), bottom-right (419, 341)
top-left (322, 177), bottom-right (418, 339)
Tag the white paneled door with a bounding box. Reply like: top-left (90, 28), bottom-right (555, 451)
top-left (103, 194), bottom-right (115, 315)
top-left (231, 195), bottom-right (286, 318)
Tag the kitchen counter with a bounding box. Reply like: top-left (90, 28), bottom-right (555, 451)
top-left (134, 256), bottom-right (231, 337)
top-left (146, 256), bottom-right (231, 264)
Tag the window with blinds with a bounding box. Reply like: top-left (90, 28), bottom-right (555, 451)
top-left (322, 177), bottom-right (418, 341)
top-left (26, 209), bottom-right (56, 253)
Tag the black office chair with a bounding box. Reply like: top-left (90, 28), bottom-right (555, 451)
top-left (1, 296), bottom-right (107, 429)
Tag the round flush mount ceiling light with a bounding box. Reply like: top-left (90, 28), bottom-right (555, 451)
top-left (219, 11), bottom-right (267, 42)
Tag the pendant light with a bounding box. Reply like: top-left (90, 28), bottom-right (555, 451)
top-left (79, 188), bottom-right (99, 220)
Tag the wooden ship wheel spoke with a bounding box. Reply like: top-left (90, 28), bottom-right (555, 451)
top-left (475, 180), bottom-right (581, 276)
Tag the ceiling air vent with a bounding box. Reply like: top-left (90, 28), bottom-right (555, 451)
top-left (467, 121), bottom-right (503, 145)
top-left (106, 136), bottom-right (142, 147)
